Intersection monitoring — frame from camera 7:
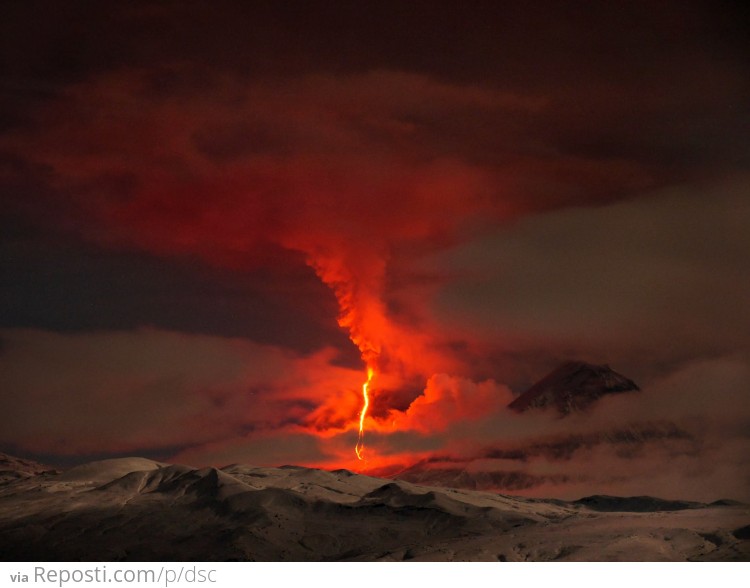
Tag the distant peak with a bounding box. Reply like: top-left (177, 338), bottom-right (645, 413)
top-left (508, 361), bottom-right (639, 415)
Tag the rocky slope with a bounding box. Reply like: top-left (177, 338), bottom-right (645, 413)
top-left (0, 452), bottom-right (58, 483)
top-left (0, 455), bottom-right (747, 561)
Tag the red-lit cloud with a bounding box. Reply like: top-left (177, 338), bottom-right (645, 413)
top-left (1, 1), bottom-right (748, 500)
top-left (394, 374), bottom-right (513, 433)
top-left (3, 64), bottom-right (749, 467)
top-left (3, 68), bottom-right (534, 443)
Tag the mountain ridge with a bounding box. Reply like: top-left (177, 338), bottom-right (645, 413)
top-left (0, 454), bottom-right (747, 561)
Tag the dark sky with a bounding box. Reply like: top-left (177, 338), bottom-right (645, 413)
top-left (1, 1), bottom-right (748, 499)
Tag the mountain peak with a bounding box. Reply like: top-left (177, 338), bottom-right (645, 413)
top-left (508, 361), bottom-right (639, 415)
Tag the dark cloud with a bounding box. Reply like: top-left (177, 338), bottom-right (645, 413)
top-left (0, 218), bottom-right (355, 360)
top-left (0, 328), bottom-right (362, 461)
top-left (423, 176), bottom-right (750, 384)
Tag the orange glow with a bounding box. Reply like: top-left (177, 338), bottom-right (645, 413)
top-left (355, 367), bottom-right (375, 460)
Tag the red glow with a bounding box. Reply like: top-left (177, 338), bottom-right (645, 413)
top-left (3, 68), bottom-right (528, 468)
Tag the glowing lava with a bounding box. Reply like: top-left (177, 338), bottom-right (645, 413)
top-left (355, 367), bottom-right (375, 460)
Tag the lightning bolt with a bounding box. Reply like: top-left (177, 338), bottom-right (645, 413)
top-left (355, 367), bottom-right (375, 460)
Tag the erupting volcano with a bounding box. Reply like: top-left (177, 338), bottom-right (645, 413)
top-left (302, 248), bottom-right (412, 463)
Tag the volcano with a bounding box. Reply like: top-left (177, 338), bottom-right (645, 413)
top-left (508, 361), bottom-right (640, 415)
